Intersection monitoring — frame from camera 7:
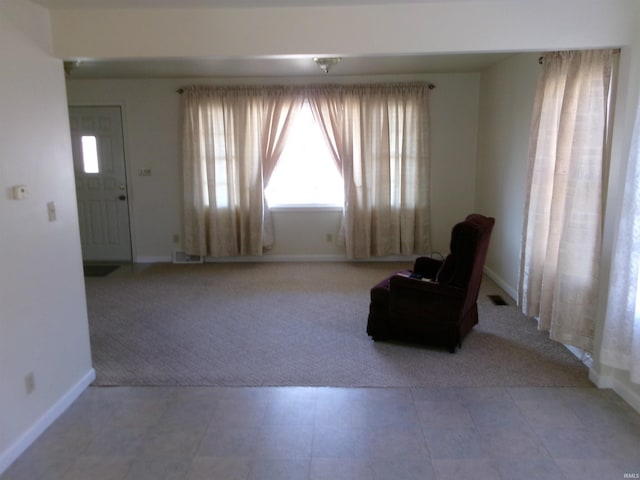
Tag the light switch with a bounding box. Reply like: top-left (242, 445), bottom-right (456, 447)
top-left (47, 201), bottom-right (56, 222)
top-left (11, 185), bottom-right (28, 200)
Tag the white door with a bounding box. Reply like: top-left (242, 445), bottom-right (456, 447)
top-left (69, 106), bottom-right (132, 262)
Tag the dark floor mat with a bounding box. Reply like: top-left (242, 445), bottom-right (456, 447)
top-left (83, 265), bottom-right (119, 277)
top-left (488, 294), bottom-right (508, 305)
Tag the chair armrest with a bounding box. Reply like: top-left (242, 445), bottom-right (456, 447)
top-left (390, 273), bottom-right (463, 298)
top-left (413, 256), bottom-right (443, 278)
top-left (389, 273), bottom-right (466, 320)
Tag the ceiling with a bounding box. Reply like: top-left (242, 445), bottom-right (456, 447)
top-left (34, 0), bottom-right (522, 7)
top-left (37, 0), bottom-right (523, 78)
top-left (64, 53), bottom-right (517, 79)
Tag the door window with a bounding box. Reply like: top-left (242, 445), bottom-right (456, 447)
top-left (81, 135), bottom-right (99, 173)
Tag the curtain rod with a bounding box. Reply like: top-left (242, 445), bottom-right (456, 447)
top-left (538, 48), bottom-right (622, 64)
top-left (177, 83), bottom-right (436, 94)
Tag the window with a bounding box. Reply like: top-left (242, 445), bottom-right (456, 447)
top-left (204, 116), bottom-right (230, 208)
top-left (181, 82), bottom-right (431, 258)
top-left (81, 135), bottom-right (99, 173)
top-left (265, 102), bottom-right (344, 207)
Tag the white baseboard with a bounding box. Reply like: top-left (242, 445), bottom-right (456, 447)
top-left (483, 266), bottom-right (517, 301)
top-left (135, 255), bottom-right (172, 263)
top-left (204, 254), bottom-right (346, 263)
top-left (589, 367), bottom-right (640, 415)
top-left (205, 254), bottom-right (417, 263)
top-left (134, 254), bottom-right (419, 264)
top-left (564, 344), bottom-right (593, 369)
top-left (0, 368), bottom-right (96, 475)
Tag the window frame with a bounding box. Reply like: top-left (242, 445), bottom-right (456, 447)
top-left (264, 100), bottom-right (344, 209)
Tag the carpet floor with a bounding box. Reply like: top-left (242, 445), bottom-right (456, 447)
top-left (85, 262), bottom-right (590, 388)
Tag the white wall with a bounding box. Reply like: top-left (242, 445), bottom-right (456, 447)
top-left (591, 3), bottom-right (640, 412)
top-left (65, 79), bottom-right (183, 262)
top-left (57, 0), bottom-right (636, 264)
top-left (0, 1), bottom-right (94, 472)
top-left (476, 52), bottom-right (541, 297)
top-left (66, 72), bottom-right (480, 261)
top-left (48, 0), bottom-right (633, 59)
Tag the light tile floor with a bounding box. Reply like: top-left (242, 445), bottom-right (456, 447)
top-left (3, 385), bottom-right (640, 480)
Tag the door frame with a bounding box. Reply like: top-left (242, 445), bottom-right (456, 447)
top-left (68, 101), bottom-right (136, 263)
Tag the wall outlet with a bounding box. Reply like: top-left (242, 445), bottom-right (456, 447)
top-left (173, 234), bottom-right (180, 243)
top-left (326, 233), bottom-right (333, 243)
top-left (24, 372), bottom-right (35, 395)
top-left (11, 185), bottom-right (28, 200)
top-left (173, 250), bottom-right (203, 264)
top-left (47, 201), bottom-right (56, 222)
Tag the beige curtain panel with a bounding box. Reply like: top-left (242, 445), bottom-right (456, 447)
top-left (519, 50), bottom-right (616, 352)
top-left (181, 82), bottom-right (431, 259)
top-left (181, 85), bottom-right (304, 257)
top-left (307, 83), bottom-right (431, 258)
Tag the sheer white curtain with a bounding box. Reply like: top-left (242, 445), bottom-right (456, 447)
top-left (307, 83), bottom-right (431, 259)
top-left (181, 86), bottom-right (303, 257)
top-left (600, 100), bottom-right (640, 384)
top-left (519, 50), bottom-right (615, 351)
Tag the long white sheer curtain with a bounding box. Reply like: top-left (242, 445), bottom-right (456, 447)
top-left (307, 83), bottom-right (431, 258)
top-left (182, 86), bottom-right (303, 257)
top-left (519, 50), bottom-right (615, 351)
top-left (600, 99), bottom-right (640, 384)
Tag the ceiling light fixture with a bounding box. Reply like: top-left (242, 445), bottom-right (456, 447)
top-left (313, 57), bottom-right (341, 74)
top-left (64, 60), bottom-right (81, 76)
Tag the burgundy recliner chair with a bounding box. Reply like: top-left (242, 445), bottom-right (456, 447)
top-left (366, 214), bottom-right (495, 352)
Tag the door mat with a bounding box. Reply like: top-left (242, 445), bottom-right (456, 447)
top-left (488, 294), bottom-right (509, 305)
top-left (83, 265), bottom-right (120, 277)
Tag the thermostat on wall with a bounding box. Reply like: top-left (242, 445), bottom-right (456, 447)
top-left (11, 185), bottom-right (28, 200)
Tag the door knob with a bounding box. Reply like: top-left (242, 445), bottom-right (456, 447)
top-left (118, 195), bottom-right (126, 201)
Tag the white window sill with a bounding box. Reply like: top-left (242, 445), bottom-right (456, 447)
top-left (269, 204), bottom-right (343, 213)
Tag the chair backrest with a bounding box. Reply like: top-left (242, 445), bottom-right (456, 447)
top-left (436, 214), bottom-right (495, 313)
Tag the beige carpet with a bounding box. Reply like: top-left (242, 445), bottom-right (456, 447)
top-left (85, 262), bottom-right (590, 387)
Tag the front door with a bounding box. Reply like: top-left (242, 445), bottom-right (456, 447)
top-left (69, 106), bottom-right (132, 262)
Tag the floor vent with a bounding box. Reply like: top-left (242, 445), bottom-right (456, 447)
top-left (488, 294), bottom-right (508, 306)
top-left (172, 251), bottom-right (203, 264)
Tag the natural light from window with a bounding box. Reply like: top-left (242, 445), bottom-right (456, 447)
top-left (81, 135), bottom-right (99, 174)
top-left (265, 102), bottom-right (344, 207)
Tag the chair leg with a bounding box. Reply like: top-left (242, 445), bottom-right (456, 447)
top-left (371, 333), bottom-right (389, 342)
top-left (449, 336), bottom-right (462, 353)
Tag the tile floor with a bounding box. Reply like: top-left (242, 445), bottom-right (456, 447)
top-left (2, 385), bottom-right (640, 480)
